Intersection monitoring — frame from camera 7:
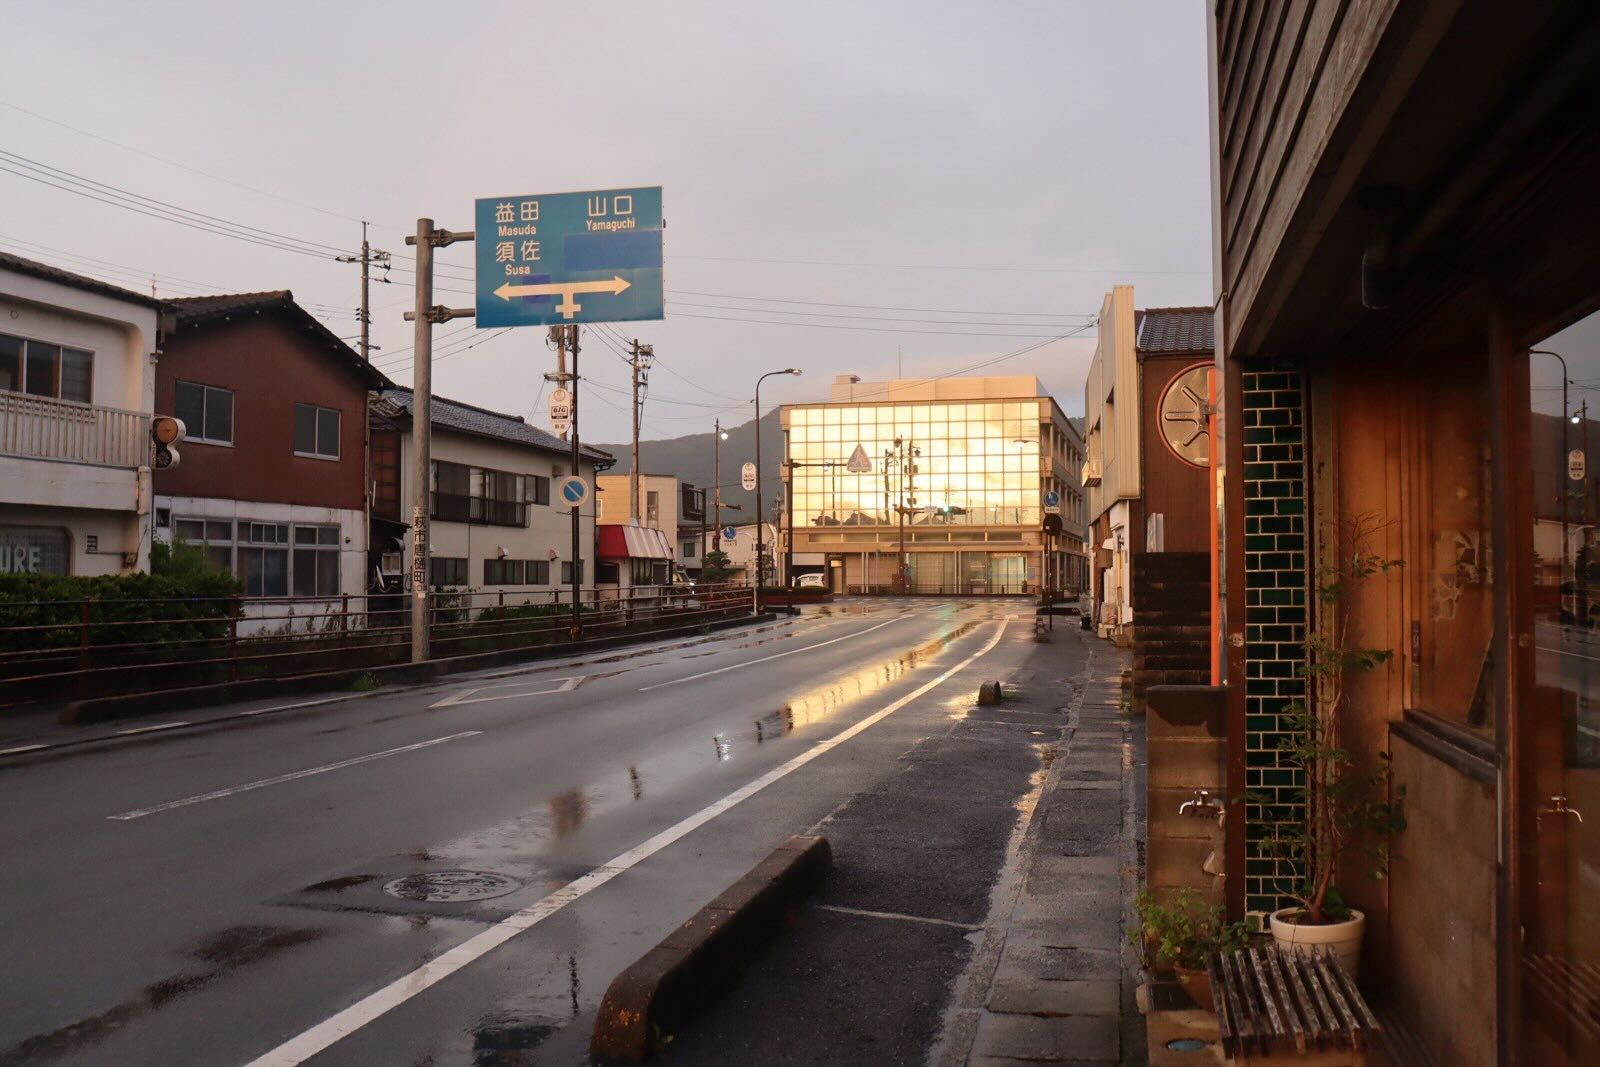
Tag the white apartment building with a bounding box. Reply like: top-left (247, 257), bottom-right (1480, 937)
top-left (0, 253), bottom-right (166, 576)
top-left (369, 388), bottom-right (613, 602)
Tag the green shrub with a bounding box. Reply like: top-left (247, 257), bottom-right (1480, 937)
top-left (0, 567), bottom-right (242, 654)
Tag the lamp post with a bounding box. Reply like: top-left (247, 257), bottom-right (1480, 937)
top-left (1533, 349), bottom-right (1573, 606)
top-left (712, 420), bottom-right (729, 552)
top-left (754, 368), bottom-right (801, 615)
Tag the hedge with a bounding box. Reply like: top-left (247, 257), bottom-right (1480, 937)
top-left (0, 570), bottom-right (243, 653)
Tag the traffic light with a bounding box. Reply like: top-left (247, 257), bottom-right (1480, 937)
top-left (151, 415), bottom-right (185, 470)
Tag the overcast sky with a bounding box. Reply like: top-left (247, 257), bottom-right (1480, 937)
top-left (2, 1), bottom-right (1213, 440)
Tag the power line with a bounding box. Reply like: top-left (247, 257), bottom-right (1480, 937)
top-left (674, 253), bottom-right (1209, 276)
top-left (668, 299), bottom-right (1091, 329)
top-left (671, 310), bottom-right (1067, 338)
top-left (665, 288), bottom-right (1097, 319)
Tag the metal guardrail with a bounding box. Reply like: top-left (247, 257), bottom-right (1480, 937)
top-left (0, 392), bottom-right (149, 468)
top-left (0, 582), bottom-right (754, 706)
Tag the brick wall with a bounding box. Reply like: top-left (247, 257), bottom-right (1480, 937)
top-left (1130, 551), bottom-right (1209, 710)
top-left (1241, 367), bottom-right (1308, 911)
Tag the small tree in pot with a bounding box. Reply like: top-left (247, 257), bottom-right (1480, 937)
top-left (1132, 888), bottom-right (1249, 1011)
top-left (1254, 525), bottom-right (1407, 977)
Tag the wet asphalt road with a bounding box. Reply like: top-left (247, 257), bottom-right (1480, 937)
top-left (0, 598), bottom-right (1046, 1066)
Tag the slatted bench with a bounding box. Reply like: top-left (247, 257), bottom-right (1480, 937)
top-left (1207, 946), bottom-right (1382, 1065)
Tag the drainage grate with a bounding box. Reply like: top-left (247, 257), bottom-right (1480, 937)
top-left (382, 870), bottom-right (521, 903)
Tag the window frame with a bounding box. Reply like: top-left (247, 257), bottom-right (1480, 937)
top-left (482, 558), bottom-right (526, 586)
top-left (293, 402), bottom-right (342, 460)
top-left (174, 380), bottom-right (236, 446)
top-left (0, 332), bottom-right (96, 404)
top-left (430, 556), bottom-right (468, 587)
top-left (291, 524), bottom-right (341, 598)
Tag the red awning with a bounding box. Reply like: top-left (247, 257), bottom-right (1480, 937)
top-left (597, 524), bottom-right (673, 560)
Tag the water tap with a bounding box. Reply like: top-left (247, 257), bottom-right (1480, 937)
top-left (1178, 789), bottom-right (1225, 817)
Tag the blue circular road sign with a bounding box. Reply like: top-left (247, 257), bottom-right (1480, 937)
top-left (558, 476), bottom-right (590, 508)
top-left (722, 526), bottom-right (737, 542)
top-left (1044, 490), bottom-right (1060, 509)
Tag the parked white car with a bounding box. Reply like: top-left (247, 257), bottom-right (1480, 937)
top-left (794, 572), bottom-right (827, 589)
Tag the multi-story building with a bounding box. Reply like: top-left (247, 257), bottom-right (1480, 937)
top-left (368, 388), bottom-right (612, 600)
top-left (780, 375), bottom-right (1080, 596)
top-left (1082, 286), bottom-right (1214, 637)
top-left (0, 252), bottom-right (166, 576)
top-left (595, 472), bottom-right (709, 577)
top-left (153, 292), bottom-right (387, 611)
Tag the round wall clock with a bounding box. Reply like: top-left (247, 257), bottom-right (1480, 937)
top-left (1158, 362), bottom-right (1214, 467)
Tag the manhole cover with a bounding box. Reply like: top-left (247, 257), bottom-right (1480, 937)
top-left (382, 870), bottom-right (521, 903)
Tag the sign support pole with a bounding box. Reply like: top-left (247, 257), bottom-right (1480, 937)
top-left (568, 326), bottom-right (584, 640)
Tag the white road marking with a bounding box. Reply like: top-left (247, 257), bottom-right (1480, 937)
top-left (638, 617), bottom-right (901, 691)
top-left (114, 721), bottom-right (190, 736)
top-left (235, 694), bottom-right (364, 718)
top-left (1537, 645), bottom-right (1600, 664)
top-left (106, 731), bottom-right (482, 821)
top-left (0, 743), bottom-right (47, 756)
top-left (429, 675), bottom-right (583, 709)
top-left (814, 903), bottom-right (981, 930)
top-left (243, 618), bottom-right (1010, 1067)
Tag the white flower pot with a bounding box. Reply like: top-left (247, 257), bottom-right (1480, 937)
top-left (1269, 907), bottom-right (1366, 979)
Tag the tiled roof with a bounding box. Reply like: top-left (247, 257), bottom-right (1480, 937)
top-left (1135, 306), bottom-right (1214, 354)
top-left (169, 290), bottom-right (389, 387)
top-left (378, 387), bottom-right (613, 464)
top-left (0, 250), bottom-right (167, 308)
top-left (168, 291), bottom-right (293, 318)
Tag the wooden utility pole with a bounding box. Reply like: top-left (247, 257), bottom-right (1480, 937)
top-left (338, 221), bottom-right (389, 362)
top-left (713, 418), bottom-right (723, 551)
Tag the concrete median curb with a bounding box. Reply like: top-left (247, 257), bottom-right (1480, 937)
top-left (592, 834), bottom-right (833, 1061)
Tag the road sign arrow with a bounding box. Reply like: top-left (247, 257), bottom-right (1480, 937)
top-left (493, 276), bottom-right (633, 319)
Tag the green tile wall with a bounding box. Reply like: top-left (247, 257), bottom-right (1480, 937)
top-left (1241, 368), bottom-right (1307, 912)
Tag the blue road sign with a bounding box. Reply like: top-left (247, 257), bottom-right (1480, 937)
top-left (558, 476), bottom-right (590, 509)
top-left (1044, 490), bottom-right (1060, 509)
top-left (475, 187), bottom-right (664, 327)
top-left (722, 526), bottom-right (737, 542)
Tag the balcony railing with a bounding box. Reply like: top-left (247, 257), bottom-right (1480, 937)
top-left (0, 392), bottom-right (149, 469)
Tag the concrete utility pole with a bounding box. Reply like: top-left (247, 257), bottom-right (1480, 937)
top-left (713, 418), bottom-right (723, 551)
top-left (338, 221), bottom-right (390, 362)
top-left (402, 218), bottom-right (474, 664)
top-left (627, 339), bottom-right (654, 523)
top-left (553, 325), bottom-right (585, 639)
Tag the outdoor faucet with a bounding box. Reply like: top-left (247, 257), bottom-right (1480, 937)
top-left (1178, 789), bottom-right (1225, 817)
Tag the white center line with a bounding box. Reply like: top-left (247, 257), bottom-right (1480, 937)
top-left (243, 618), bottom-right (1009, 1067)
top-left (638, 617), bottom-right (901, 691)
top-left (115, 721), bottom-right (190, 736)
top-left (107, 731), bottom-right (482, 821)
top-left (0, 743), bottom-right (47, 756)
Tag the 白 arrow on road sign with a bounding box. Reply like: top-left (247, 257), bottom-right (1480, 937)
top-left (494, 276), bottom-right (632, 319)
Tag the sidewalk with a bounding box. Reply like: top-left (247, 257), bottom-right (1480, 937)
top-left (934, 633), bottom-right (1142, 1066)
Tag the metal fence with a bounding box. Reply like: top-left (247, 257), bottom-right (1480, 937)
top-left (0, 583), bottom-right (753, 707)
top-left (0, 392), bottom-right (149, 468)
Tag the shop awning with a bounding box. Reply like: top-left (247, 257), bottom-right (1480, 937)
top-left (598, 523), bottom-right (673, 560)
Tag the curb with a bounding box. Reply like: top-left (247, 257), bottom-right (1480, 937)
top-left (592, 834), bottom-right (833, 1061)
top-left (58, 612), bottom-right (769, 726)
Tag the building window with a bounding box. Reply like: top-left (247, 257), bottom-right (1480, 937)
top-left (293, 403), bottom-right (341, 459)
top-left (527, 475), bottom-right (550, 506)
top-left (483, 558), bottom-right (525, 585)
top-left (173, 517), bottom-right (235, 572)
top-left (561, 559), bottom-right (584, 584)
top-left (0, 333), bottom-right (93, 403)
top-left (631, 558), bottom-right (669, 585)
top-left (238, 521), bottom-right (290, 596)
top-left (175, 381), bottom-right (235, 445)
top-left (292, 525), bottom-right (341, 597)
top-left (682, 539), bottom-right (697, 559)
top-left (431, 460), bottom-right (528, 527)
top-left (0, 525), bottom-right (70, 575)
top-left (526, 559), bottom-right (550, 585)
top-left (646, 490), bottom-right (659, 523)
top-left (430, 556), bottom-right (467, 587)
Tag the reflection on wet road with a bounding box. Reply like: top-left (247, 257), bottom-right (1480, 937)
top-left (0, 597), bottom-right (1020, 1067)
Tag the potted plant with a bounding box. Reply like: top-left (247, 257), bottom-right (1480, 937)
top-left (1132, 888), bottom-right (1248, 1011)
top-left (1254, 531), bottom-right (1407, 978)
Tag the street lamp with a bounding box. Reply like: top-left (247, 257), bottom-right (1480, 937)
top-left (1533, 349), bottom-right (1574, 605)
top-left (754, 368), bottom-right (802, 614)
top-left (712, 420), bottom-right (731, 552)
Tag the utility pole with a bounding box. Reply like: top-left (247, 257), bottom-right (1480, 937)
top-left (402, 218), bottom-right (474, 664)
top-left (338, 221), bottom-right (390, 362)
top-left (627, 339), bottom-right (654, 523)
top-left (550, 325), bottom-right (585, 639)
top-left (713, 418), bottom-right (722, 551)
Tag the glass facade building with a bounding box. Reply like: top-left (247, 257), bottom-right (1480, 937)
top-left (781, 376), bottom-right (1086, 596)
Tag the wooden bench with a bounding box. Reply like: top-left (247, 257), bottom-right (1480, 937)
top-left (1207, 946), bottom-right (1382, 1065)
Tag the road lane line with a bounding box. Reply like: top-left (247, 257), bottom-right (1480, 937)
top-left (114, 721), bottom-right (190, 736)
top-left (0, 743), bottom-right (46, 756)
top-left (106, 731), bottom-right (482, 821)
top-left (244, 618), bottom-right (1010, 1067)
top-left (638, 617), bottom-right (901, 691)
